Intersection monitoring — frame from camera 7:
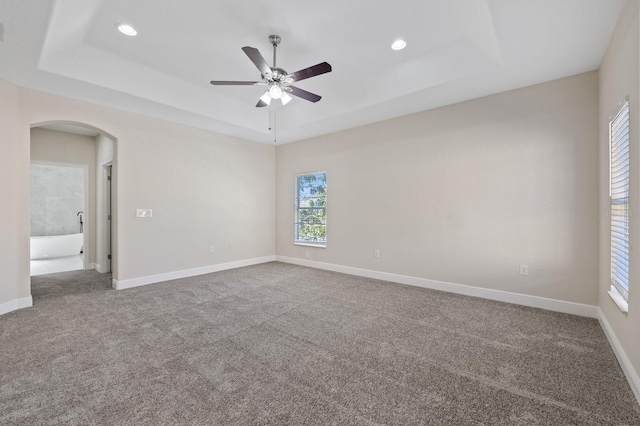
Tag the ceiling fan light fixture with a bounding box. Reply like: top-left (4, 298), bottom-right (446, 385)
top-left (117, 24), bottom-right (137, 36)
top-left (391, 39), bottom-right (406, 50)
top-left (269, 84), bottom-right (283, 99)
top-left (209, 35), bottom-right (331, 108)
top-left (260, 91), bottom-right (272, 105)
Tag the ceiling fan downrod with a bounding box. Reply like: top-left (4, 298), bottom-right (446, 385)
top-left (269, 34), bottom-right (281, 68)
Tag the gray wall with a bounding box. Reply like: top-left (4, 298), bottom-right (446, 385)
top-left (30, 163), bottom-right (85, 237)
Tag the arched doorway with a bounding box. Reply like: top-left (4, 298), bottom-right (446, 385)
top-left (29, 121), bottom-right (117, 290)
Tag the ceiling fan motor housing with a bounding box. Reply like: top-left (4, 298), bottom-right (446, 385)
top-left (267, 67), bottom-right (290, 83)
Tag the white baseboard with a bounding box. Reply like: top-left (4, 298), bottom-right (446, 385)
top-left (0, 296), bottom-right (33, 316)
top-left (86, 263), bottom-right (96, 271)
top-left (275, 256), bottom-right (599, 318)
top-left (112, 256), bottom-right (277, 290)
top-left (597, 308), bottom-right (640, 405)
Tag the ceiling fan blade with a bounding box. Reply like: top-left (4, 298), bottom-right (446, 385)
top-left (289, 62), bottom-right (332, 82)
top-left (287, 86), bottom-right (322, 103)
top-left (256, 99), bottom-right (268, 107)
top-left (210, 81), bottom-right (263, 85)
top-left (242, 46), bottom-right (272, 76)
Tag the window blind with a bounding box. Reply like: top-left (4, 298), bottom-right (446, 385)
top-left (610, 101), bottom-right (630, 301)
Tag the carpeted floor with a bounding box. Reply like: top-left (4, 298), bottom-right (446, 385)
top-left (1, 262), bottom-right (639, 425)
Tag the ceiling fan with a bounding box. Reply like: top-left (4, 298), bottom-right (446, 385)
top-left (210, 35), bottom-right (332, 107)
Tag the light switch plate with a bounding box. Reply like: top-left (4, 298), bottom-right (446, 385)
top-left (136, 209), bottom-right (152, 218)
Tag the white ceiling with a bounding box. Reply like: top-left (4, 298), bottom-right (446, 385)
top-left (0, 0), bottom-right (626, 144)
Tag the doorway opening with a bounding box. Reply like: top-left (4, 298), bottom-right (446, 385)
top-left (29, 122), bottom-right (117, 285)
top-left (98, 163), bottom-right (113, 273)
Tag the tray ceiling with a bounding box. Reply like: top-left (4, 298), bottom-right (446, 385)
top-left (0, 0), bottom-right (626, 144)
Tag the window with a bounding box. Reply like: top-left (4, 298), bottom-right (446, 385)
top-left (295, 172), bottom-right (326, 246)
top-left (609, 100), bottom-right (630, 310)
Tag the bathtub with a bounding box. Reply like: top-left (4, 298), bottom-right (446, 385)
top-left (30, 233), bottom-right (84, 260)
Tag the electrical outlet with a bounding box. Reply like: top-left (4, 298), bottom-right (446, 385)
top-left (519, 265), bottom-right (529, 276)
top-left (374, 249), bottom-right (380, 258)
top-left (209, 245), bottom-right (215, 253)
top-left (305, 251), bottom-right (310, 258)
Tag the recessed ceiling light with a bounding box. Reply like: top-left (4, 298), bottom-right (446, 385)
top-left (391, 40), bottom-right (407, 50)
top-left (117, 24), bottom-right (137, 37)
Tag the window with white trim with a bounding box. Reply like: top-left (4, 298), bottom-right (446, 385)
top-left (295, 172), bottom-right (326, 246)
top-left (610, 100), bottom-right (630, 306)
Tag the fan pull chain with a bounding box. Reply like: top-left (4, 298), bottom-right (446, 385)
top-left (268, 108), bottom-right (277, 144)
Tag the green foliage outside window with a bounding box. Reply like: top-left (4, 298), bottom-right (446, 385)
top-left (295, 172), bottom-right (326, 244)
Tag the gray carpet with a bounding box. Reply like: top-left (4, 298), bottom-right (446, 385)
top-left (1, 262), bottom-right (639, 425)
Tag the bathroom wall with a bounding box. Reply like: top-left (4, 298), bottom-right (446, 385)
top-left (30, 163), bottom-right (85, 237)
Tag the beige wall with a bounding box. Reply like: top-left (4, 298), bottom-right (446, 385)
top-left (110, 117), bottom-right (275, 279)
top-left (0, 68), bottom-right (604, 312)
top-left (277, 72), bottom-right (600, 305)
top-left (0, 80), bottom-right (29, 308)
top-left (599, 0), bottom-right (640, 381)
top-left (30, 128), bottom-right (98, 265)
top-left (0, 82), bottom-right (275, 308)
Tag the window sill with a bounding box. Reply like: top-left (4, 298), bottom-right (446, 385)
top-left (607, 286), bottom-right (629, 314)
top-left (294, 242), bottom-right (326, 248)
